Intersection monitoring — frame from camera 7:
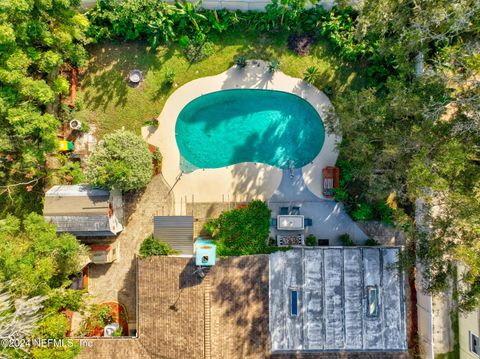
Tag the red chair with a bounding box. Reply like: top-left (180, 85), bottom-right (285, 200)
top-left (322, 166), bottom-right (339, 198)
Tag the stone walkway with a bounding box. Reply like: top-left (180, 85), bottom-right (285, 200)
top-left (85, 174), bottom-right (173, 325)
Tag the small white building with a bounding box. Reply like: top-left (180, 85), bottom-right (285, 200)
top-left (460, 308), bottom-right (480, 359)
top-left (44, 185), bottom-right (124, 237)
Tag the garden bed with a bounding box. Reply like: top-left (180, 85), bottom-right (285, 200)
top-left (81, 302), bottom-right (129, 337)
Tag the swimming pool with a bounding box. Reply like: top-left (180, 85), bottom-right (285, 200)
top-left (175, 89), bottom-right (325, 171)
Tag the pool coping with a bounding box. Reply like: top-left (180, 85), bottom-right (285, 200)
top-left (143, 60), bottom-right (340, 214)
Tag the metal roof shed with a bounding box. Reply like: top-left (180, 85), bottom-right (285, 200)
top-left (153, 216), bottom-right (194, 255)
top-left (44, 185), bottom-right (123, 237)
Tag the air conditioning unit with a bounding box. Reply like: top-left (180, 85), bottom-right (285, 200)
top-left (69, 119), bottom-right (82, 130)
top-left (104, 323), bottom-right (120, 337)
top-left (89, 243), bottom-right (119, 264)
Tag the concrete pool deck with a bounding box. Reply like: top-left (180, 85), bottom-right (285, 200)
top-left (143, 60), bottom-right (340, 215)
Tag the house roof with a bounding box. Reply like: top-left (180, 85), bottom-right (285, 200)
top-left (44, 185), bottom-right (111, 216)
top-left (77, 255), bottom-right (408, 359)
top-left (44, 215), bottom-right (115, 236)
top-left (44, 185), bottom-right (120, 236)
top-left (269, 248), bottom-right (407, 352)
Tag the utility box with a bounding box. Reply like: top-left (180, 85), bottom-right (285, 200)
top-left (194, 237), bottom-right (216, 267)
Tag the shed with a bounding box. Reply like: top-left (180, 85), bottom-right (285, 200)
top-left (44, 185), bottom-right (124, 237)
top-left (153, 216), bottom-right (194, 255)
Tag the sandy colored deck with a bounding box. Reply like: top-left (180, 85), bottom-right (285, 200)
top-left (142, 60), bottom-right (339, 214)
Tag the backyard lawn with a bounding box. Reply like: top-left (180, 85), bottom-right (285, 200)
top-left (76, 27), bottom-right (368, 136)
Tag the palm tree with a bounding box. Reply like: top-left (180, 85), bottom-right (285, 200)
top-left (303, 66), bottom-right (320, 84)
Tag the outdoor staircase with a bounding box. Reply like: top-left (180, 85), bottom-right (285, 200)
top-left (204, 275), bottom-right (212, 359)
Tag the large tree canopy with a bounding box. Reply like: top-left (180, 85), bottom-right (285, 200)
top-left (0, 0), bottom-right (89, 216)
top-left (85, 129), bottom-right (153, 191)
top-left (327, 0), bottom-right (480, 311)
top-left (0, 214), bottom-right (87, 358)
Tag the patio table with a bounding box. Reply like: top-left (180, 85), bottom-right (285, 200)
top-left (277, 215), bottom-right (304, 230)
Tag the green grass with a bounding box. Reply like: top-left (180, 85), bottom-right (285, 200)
top-left (76, 27), bottom-right (368, 137)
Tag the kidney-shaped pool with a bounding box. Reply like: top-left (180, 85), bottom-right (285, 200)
top-left (175, 89), bottom-right (325, 171)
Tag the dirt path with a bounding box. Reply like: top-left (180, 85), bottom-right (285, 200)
top-left (86, 174), bottom-right (173, 324)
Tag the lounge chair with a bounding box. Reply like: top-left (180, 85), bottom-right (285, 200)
top-left (270, 218), bottom-right (278, 227)
top-left (304, 218), bottom-right (313, 227)
top-left (280, 207), bottom-right (289, 215)
top-left (291, 206), bottom-right (300, 215)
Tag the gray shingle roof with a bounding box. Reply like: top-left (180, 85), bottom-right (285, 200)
top-left (44, 185), bottom-right (119, 236)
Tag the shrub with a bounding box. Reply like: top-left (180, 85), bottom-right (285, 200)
top-left (287, 32), bottom-right (318, 56)
top-left (305, 234), bottom-right (317, 246)
top-left (374, 201), bottom-right (393, 224)
top-left (322, 85), bottom-right (333, 95)
top-left (205, 200), bottom-right (273, 256)
top-left (78, 305), bottom-right (114, 336)
top-left (303, 66), bottom-right (320, 84)
top-left (85, 129), bottom-right (153, 191)
top-left (235, 55), bottom-right (247, 68)
top-left (339, 233), bottom-right (355, 246)
top-left (164, 68), bottom-right (175, 86)
top-left (113, 327), bottom-right (123, 336)
top-left (184, 40), bottom-right (215, 63)
top-left (56, 156), bottom-right (85, 185)
top-left (364, 238), bottom-right (380, 246)
top-left (268, 59), bottom-right (280, 73)
top-left (351, 202), bottom-right (374, 221)
top-left (139, 235), bottom-right (178, 257)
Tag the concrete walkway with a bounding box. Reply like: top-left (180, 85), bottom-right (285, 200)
top-left (85, 175), bottom-right (173, 325)
top-left (143, 60), bottom-right (340, 215)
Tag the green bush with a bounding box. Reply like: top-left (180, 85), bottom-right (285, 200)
top-left (364, 238), bottom-right (380, 246)
top-left (235, 55), bottom-right (247, 68)
top-left (85, 129), bottom-right (153, 191)
top-left (339, 233), bottom-right (355, 246)
top-left (204, 200), bottom-right (274, 256)
top-left (268, 59), bottom-right (280, 73)
top-left (183, 40), bottom-right (215, 63)
top-left (303, 66), bottom-right (320, 84)
top-left (55, 156), bottom-right (85, 185)
top-left (139, 235), bottom-right (178, 258)
top-left (374, 201), bottom-right (393, 224)
top-left (351, 202), bottom-right (374, 221)
top-left (164, 68), bottom-right (176, 86)
top-left (305, 234), bottom-right (317, 246)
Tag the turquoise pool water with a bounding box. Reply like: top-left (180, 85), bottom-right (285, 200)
top-left (175, 89), bottom-right (325, 171)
